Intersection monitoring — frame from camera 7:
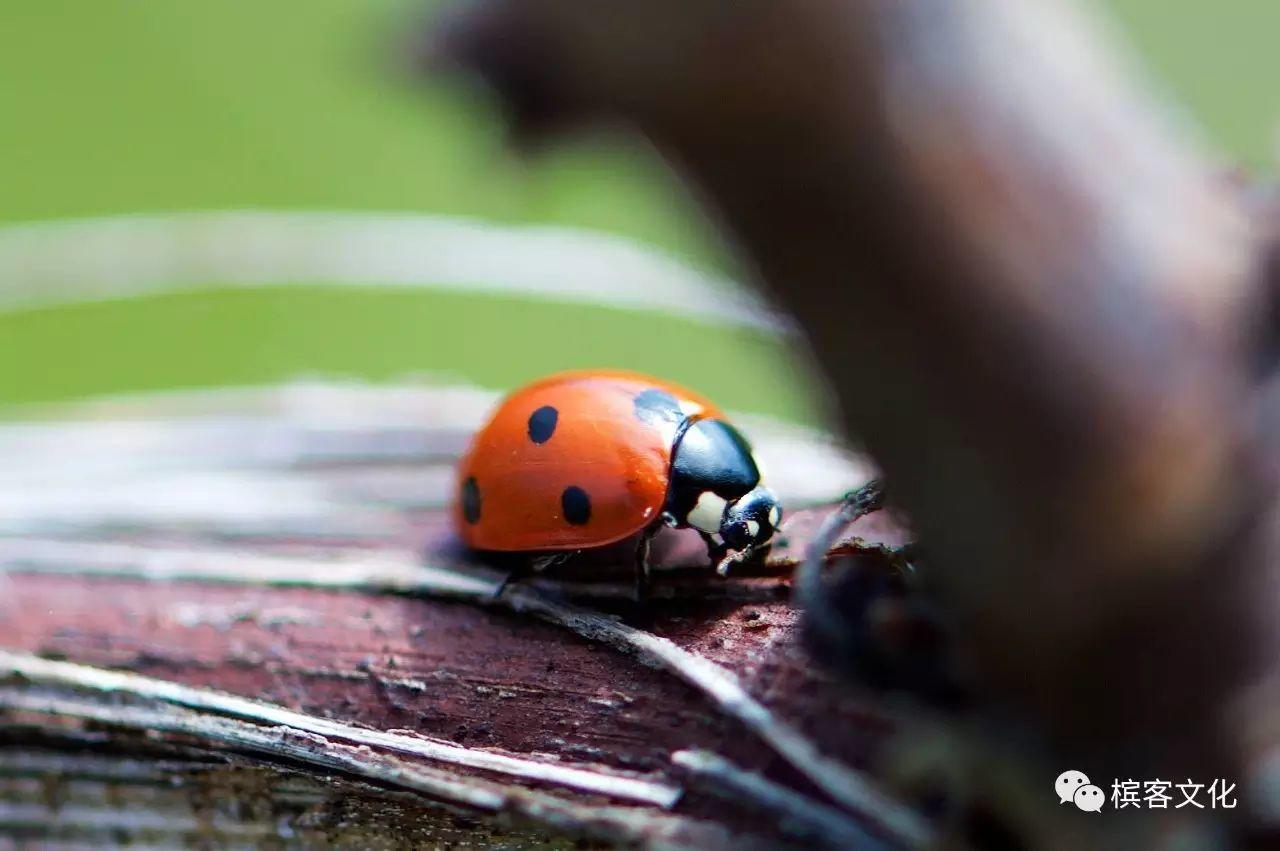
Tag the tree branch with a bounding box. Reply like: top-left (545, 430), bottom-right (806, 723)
top-left (437, 0), bottom-right (1279, 797)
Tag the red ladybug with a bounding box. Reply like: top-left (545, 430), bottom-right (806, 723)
top-left (455, 370), bottom-right (781, 588)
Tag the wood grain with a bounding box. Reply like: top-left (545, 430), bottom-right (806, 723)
top-left (0, 382), bottom-right (922, 849)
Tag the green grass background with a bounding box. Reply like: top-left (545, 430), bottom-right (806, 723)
top-left (1, 0), bottom-right (1276, 421)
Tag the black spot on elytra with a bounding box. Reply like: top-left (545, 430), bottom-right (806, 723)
top-left (561, 486), bottom-right (591, 525)
top-left (633, 388), bottom-right (683, 426)
top-left (461, 476), bottom-right (481, 524)
top-left (527, 405), bottom-right (558, 444)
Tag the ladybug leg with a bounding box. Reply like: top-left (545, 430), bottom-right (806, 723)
top-left (530, 552), bottom-right (573, 572)
top-left (633, 529), bottom-right (656, 602)
top-left (491, 568), bottom-right (518, 600)
top-left (698, 532), bottom-right (728, 567)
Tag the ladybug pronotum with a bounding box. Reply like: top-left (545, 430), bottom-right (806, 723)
top-left (454, 370), bottom-right (782, 591)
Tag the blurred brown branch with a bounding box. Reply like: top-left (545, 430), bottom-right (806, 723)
top-left (439, 0), bottom-right (1280, 844)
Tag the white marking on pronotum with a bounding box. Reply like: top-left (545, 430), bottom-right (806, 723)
top-left (687, 491), bottom-right (727, 533)
top-left (746, 520), bottom-right (760, 539)
top-left (0, 650), bottom-right (680, 809)
top-left (768, 505), bottom-right (782, 527)
top-left (751, 452), bottom-right (769, 481)
top-left (677, 399), bottom-right (705, 418)
top-left (0, 211), bottom-right (789, 333)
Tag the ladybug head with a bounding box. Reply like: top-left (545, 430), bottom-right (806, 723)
top-left (719, 486), bottom-right (782, 551)
top-left (664, 417), bottom-right (782, 556)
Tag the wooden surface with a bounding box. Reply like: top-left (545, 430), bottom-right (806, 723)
top-left (0, 381), bottom-right (940, 850)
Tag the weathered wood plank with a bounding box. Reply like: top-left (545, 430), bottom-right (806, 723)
top-left (0, 382), bottom-right (916, 849)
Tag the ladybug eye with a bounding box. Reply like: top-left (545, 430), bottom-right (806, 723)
top-left (720, 520), bottom-right (752, 550)
top-left (717, 485), bottom-right (780, 554)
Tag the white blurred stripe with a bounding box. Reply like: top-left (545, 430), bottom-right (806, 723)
top-left (0, 381), bottom-right (868, 537)
top-left (0, 211), bottom-right (788, 333)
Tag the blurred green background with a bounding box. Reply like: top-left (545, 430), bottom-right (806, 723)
top-left (1, 1), bottom-right (1276, 422)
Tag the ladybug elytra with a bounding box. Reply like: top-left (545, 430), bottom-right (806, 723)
top-left (454, 370), bottom-right (781, 589)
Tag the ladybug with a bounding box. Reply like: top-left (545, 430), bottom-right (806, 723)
top-left (454, 370), bottom-right (782, 591)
